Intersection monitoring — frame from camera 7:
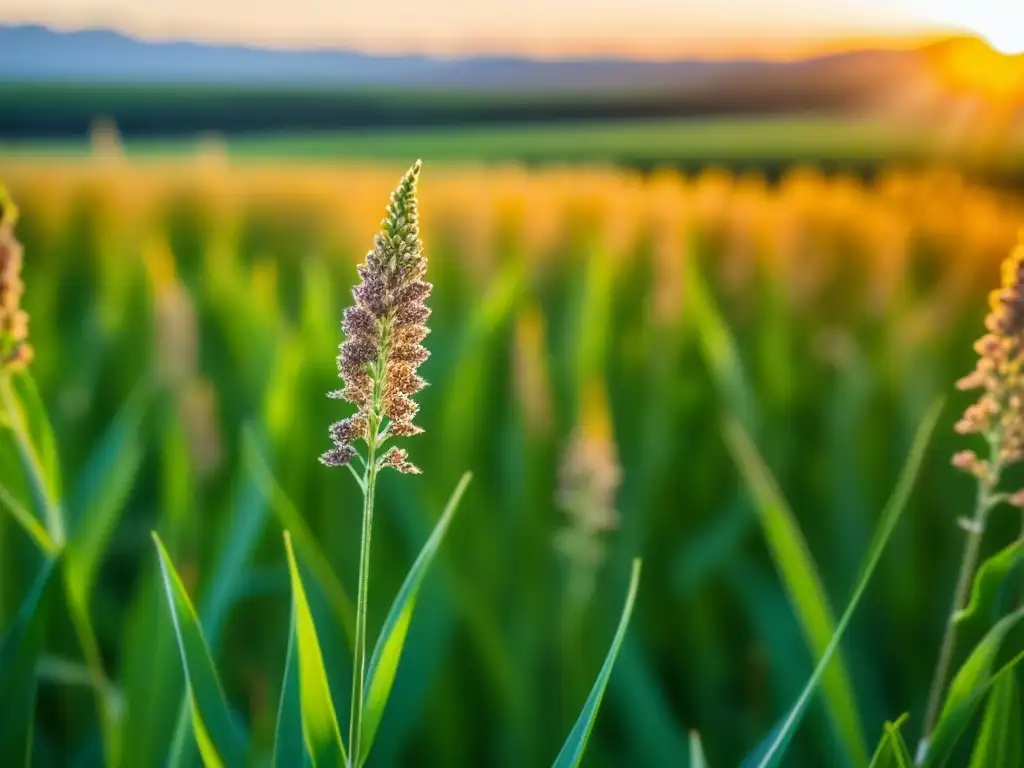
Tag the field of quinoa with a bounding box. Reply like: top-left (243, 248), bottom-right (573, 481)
top-left (2, 153), bottom-right (1024, 767)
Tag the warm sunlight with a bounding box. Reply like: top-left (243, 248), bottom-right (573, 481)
top-left (923, 0), bottom-right (1024, 55)
top-left (927, 37), bottom-right (1024, 104)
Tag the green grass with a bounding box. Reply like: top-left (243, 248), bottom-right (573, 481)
top-left (6, 116), bottom-right (1024, 170)
top-left (2, 160), bottom-right (1024, 767)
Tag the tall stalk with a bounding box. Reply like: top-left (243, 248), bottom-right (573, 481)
top-left (917, 477), bottom-right (998, 762)
top-left (318, 160), bottom-right (431, 767)
top-left (348, 417), bottom-right (378, 766)
top-left (921, 233), bottom-right (1024, 762)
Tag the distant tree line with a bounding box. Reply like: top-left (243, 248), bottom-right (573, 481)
top-left (0, 81), bottom-right (861, 139)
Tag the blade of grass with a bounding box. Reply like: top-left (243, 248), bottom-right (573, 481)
top-left (743, 396), bottom-right (943, 767)
top-left (954, 541), bottom-right (1024, 626)
top-left (358, 471), bottom-right (471, 766)
top-left (924, 607), bottom-right (1024, 767)
top-left (867, 715), bottom-right (912, 768)
top-left (274, 603), bottom-right (307, 768)
top-left (0, 556), bottom-right (59, 766)
top-left (725, 417), bottom-right (865, 765)
top-left (689, 731), bottom-right (710, 768)
top-left (688, 235), bottom-right (868, 762)
top-left (968, 667), bottom-right (1021, 768)
top-left (553, 558), bottom-right (642, 768)
top-left (0, 481), bottom-right (56, 555)
top-left (246, 427), bottom-right (355, 642)
top-left (0, 373), bottom-right (62, 544)
top-left (66, 380), bottom-right (150, 596)
top-left (153, 533), bottom-right (245, 768)
top-left (283, 532), bottom-right (347, 768)
top-left (682, 238), bottom-right (756, 431)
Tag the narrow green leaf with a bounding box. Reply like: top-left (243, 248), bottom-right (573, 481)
top-left (925, 607), bottom-right (1024, 767)
top-left (884, 718), bottom-right (915, 768)
top-left (167, 443), bottom-right (270, 765)
top-left (6, 371), bottom-right (61, 501)
top-left (682, 241), bottom-right (756, 431)
top-left (0, 373), bottom-right (63, 546)
top-left (153, 533), bottom-right (245, 768)
top-left (0, 481), bottom-right (56, 555)
top-left (955, 541), bottom-right (1024, 626)
top-left (283, 532), bottom-right (347, 768)
top-left (358, 471), bottom-right (471, 766)
top-left (66, 381), bottom-right (150, 596)
top-left (553, 558), bottom-right (642, 768)
top-left (969, 668), bottom-right (1021, 768)
top-left (746, 397), bottom-right (943, 767)
top-left (689, 731), bottom-right (710, 768)
top-left (246, 429), bottom-right (355, 642)
top-left (725, 417), bottom-right (865, 765)
top-left (0, 556), bottom-right (59, 766)
top-left (274, 604), bottom-right (308, 768)
top-left (867, 715), bottom-right (912, 768)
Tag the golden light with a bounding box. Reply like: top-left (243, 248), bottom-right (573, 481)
top-left (927, 37), bottom-right (1024, 104)
top-left (924, 1), bottom-right (1024, 55)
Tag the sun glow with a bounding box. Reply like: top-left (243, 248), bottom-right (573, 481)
top-left (923, 1), bottom-right (1024, 55)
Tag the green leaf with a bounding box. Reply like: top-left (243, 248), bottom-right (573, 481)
top-left (0, 373), bottom-right (63, 547)
top-left (153, 533), bottom-right (245, 768)
top-left (553, 558), bottom-right (642, 768)
top-left (725, 417), bottom-right (865, 765)
top-left (867, 715), bottom-right (912, 768)
top-left (66, 381), bottom-right (150, 597)
top-left (246, 429), bottom-right (355, 642)
top-left (0, 556), bottom-right (60, 766)
top-left (358, 471), bottom-right (471, 766)
top-left (0, 481), bottom-right (56, 555)
top-left (274, 604), bottom-right (308, 768)
top-left (744, 397), bottom-right (943, 767)
top-left (283, 532), bottom-right (347, 768)
top-left (969, 667), bottom-right (1021, 768)
top-left (955, 541), bottom-right (1024, 626)
top-left (682, 241), bottom-right (756, 431)
top-left (6, 371), bottom-right (61, 501)
top-left (884, 718), bottom-right (915, 768)
top-left (925, 607), bottom-right (1024, 767)
top-left (689, 731), bottom-right (710, 768)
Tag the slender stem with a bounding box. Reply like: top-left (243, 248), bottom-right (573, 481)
top-left (916, 485), bottom-right (992, 763)
top-left (348, 419), bottom-right (378, 767)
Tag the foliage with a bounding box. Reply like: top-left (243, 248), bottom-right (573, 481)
top-left (1, 158), bottom-right (1024, 766)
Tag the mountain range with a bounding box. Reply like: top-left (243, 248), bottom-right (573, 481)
top-left (0, 23), bottom-right (923, 92)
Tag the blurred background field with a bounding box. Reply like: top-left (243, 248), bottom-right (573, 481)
top-left (4, 5), bottom-right (1024, 768)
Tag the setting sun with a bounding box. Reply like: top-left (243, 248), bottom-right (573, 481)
top-left (923, 0), bottom-right (1024, 55)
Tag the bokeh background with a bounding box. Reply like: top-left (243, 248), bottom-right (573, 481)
top-left (2, 1), bottom-right (1024, 765)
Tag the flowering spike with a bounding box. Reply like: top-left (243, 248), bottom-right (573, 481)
top-left (953, 232), bottom-right (1024, 484)
top-left (0, 187), bottom-right (32, 372)
top-left (321, 161), bottom-right (430, 468)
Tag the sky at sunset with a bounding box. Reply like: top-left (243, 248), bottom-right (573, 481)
top-left (0, 0), bottom-right (1020, 57)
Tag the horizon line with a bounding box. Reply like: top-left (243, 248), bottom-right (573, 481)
top-left (0, 19), bottom-right (975, 63)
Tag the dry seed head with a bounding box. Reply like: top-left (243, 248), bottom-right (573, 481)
top-left (555, 381), bottom-right (622, 547)
top-left (554, 380), bottom-right (622, 611)
top-left (321, 161), bottom-right (430, 470)
top-left (0, 187), bottom-right (32, 372)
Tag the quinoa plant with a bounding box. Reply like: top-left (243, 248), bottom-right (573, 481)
top-left (913, 230), bottom-right (1024, 764)
top-left (149, 162), bottom-right (642, 768)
